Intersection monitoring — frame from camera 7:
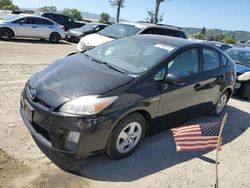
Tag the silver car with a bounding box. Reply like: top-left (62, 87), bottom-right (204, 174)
top-left (0, 15), bottom-right (66, 43)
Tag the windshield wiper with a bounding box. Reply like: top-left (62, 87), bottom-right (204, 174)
top-left (91, 58), bottom-right (126, 74)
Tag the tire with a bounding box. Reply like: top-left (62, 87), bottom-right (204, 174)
top-left (209, 91), bottom-right (229, 116)
top-left (107, 112), bottom-right (146, 159)
top-left (239, 81), bottom-right (250, 100)
top-left (49, 32), bottom-right (60, 43)
top-left (0, 28), bottom-right (14, 41)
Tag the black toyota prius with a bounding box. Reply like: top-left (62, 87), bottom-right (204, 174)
top-left (20, 35), bottom-right (236, 159)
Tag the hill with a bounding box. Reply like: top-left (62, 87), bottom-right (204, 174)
top-left (182, 27), bottom-right (250, 42)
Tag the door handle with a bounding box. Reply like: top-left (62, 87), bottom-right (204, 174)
top-left (32, 26), bottom-right (37, 28)
top-left (193, 83), bottom-right (202, 91)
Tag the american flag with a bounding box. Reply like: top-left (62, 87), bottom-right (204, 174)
top-left (171, 122), bottom-right (222, 152)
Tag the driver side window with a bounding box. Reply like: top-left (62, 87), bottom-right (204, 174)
top-left (154, 48), bottom-right (199, 81)
top-left (168, 48), bottom-right (199, 77)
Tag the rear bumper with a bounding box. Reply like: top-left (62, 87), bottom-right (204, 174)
top-left (20, 88), bottom-right (116, 159)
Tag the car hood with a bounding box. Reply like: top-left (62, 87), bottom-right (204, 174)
top-left (236, 63), bottom-right (250, 74)
top-left (28, 53), bottom-right (133, 108)
top-left (79, 33), bottom-right (114, 47)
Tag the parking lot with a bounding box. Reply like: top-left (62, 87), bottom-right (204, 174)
top-left (0, 39), bottom-right (249, 188)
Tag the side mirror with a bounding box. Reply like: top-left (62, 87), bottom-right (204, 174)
top-left (19, 20), bottom-right (25, 25)
top-left (164, 74), bottom-right (185, 86)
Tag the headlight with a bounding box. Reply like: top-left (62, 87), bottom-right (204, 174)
top-left (72, 31), bottom-right (82, 36)
top-left (59, 95), bottom-right (118, 115)
top-left (237, 71), bottom-right (250, 81)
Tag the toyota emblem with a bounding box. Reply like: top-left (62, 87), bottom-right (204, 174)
top-left (30, 88), bottom-right (36, 101)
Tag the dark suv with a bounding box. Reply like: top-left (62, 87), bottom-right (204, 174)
top-left (42, 13), bottom-right (85, 31)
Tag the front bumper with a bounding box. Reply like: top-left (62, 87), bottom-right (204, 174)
top-left (20, 87), bottom-right (116, 158)
top-left (65, 34), bottom-right (81, 42)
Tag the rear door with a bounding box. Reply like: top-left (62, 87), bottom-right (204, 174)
top-left (198, 47), bottom-right (224, 107)
top-left (32, 18), bottom-right (54, 38)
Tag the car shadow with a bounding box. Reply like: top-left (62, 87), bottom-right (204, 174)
top-left (35, 104), bottom-right (249, 182)
top-left (4, 38), bottom-right (72, 45)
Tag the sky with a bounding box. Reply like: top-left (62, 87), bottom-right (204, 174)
top-left (13, 0), bottom-right (250, 31)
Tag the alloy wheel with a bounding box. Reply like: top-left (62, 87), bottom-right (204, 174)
top-left (216, 94), bottom-right (228, 114)
top-left (116, 122), bottom-right (142, 154)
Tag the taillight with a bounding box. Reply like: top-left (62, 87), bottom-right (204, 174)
top-left (60, 25), bottom-right (65, 31)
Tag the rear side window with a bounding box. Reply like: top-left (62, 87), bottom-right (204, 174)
top-left (221, 54), bottom-right (228, 66)
top-left (155, 28), bottom-right (174, 36)
top-left (174, 31), bottom-right (187, 39)
top-left (203, 48), bottom-right (220, 71)
top-left (142, 28), bottom-right (155, 34)
top-left (33, 18), bottom-right (53, 25)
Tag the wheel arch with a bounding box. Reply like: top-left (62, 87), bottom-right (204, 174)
top-left (106, 108), bottom-right (153, 149)
top-left (50, 32), bottom-right (61, 39)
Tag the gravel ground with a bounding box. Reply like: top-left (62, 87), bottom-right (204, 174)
top-left (0, 39), bottom-right (249, 188)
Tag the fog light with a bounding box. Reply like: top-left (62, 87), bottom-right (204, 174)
top-left (65, 131), bottom-right (80, 151)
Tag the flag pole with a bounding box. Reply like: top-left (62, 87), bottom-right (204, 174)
top-left (215, 113), bottom-right (228, 188)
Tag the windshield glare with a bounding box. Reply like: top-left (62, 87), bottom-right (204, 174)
top-left (226, 49), bottom-right (250, 64)
top-left (98, 23), bottom-right (141, 39)
top-left (81, 24), bottom-right (98, 32)
top-left (85, 38), bottom-right (175, 75)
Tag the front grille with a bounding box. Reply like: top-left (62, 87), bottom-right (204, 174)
top-left (34, 97), bottom-right (50, 109)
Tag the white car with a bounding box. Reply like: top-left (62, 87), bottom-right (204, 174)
top-left (77, 22), bottom-right (187, 51)
top-left (0, 15), bottom-right (66, 43)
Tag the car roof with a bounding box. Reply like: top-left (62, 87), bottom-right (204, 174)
top-left (16, 14), bottom-right (57, 23)
top-left (119, 21), bottom-right (183, 31)
top-left (129, 34), bottom-right (195, 48)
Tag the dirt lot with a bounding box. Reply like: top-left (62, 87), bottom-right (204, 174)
top-left (0, 39), bottom-right (249, 188)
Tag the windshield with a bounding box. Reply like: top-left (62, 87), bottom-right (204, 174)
top-left (85, 38), bottom-right (175, 75)
top-left (80, 24), bottom-right (98, 32)
top-left (98, 23), bottom-right (141, 39)
top-left (226, 49), bottom-right (250, 65)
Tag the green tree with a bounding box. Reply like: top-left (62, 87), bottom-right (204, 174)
top-left (152, 0), bottom-right (171, 24)
top-left (99, 12), bottom-right (110, 24)
top-left (201, 26), bottom-right (206, 35)
top-left (146, 9), bottom-right (163, 23)
top-left (192, 33), bottom-right (206, 40)
top-left (39, 5), bottom-right (57, 13)
top-left (0, 0), bottom-right (18, 10)
top-left (61, 8), bottom-right (82, 21)
top-left (109, 0), bottom-right (124, 23)
top-left (222, 35), bottom-right (236, 44)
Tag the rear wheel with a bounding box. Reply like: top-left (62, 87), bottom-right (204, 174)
top-left (107, 113), bottom-right (146, 159)
top-left (0, 28), bottom-right (14, 41)
top-left (209, 91), bottom-right (229, 116)
top-left (239, 81), bottom-right (250, 100)
top-left (49, 32), bottom-right (60, 43)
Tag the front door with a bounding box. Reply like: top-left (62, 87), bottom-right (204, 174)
top-left (15, 18), bottom-right (38, 38)
top-left (157, 48), bottom-right (205, 127)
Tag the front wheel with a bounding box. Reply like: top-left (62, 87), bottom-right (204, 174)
top-left (0, 28), bottom-right (14, 41)
top-left (107, 113), bottom-right (146, 159)
top-left (209, 91), bottom-right (229, 116)
top-left (239, 81), bottom-right (250, 100)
